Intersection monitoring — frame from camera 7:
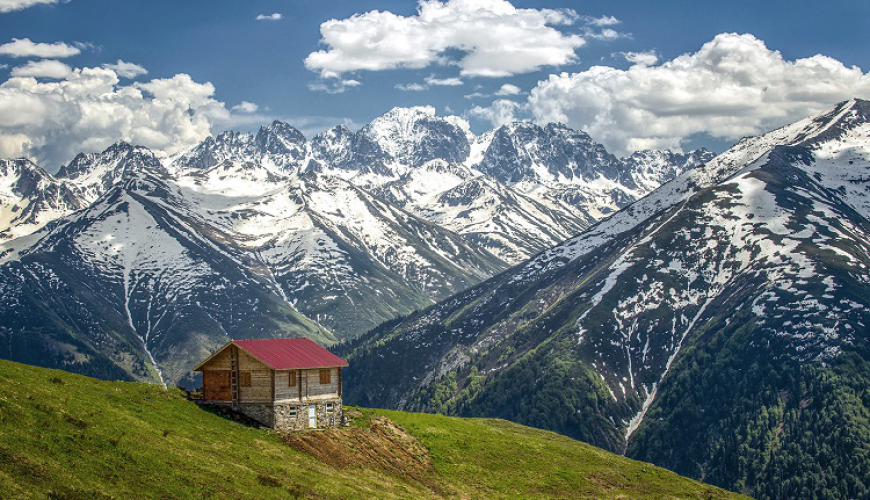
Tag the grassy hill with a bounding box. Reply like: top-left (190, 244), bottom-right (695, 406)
top-left (0, 360), bottom-right (749, 500)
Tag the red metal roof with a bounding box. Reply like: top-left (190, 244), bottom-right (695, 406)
top-left (232, 338), bottom-right (348, 370)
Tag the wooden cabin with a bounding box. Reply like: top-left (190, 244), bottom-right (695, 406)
top-left (193, 338), bottom-right (348, 430)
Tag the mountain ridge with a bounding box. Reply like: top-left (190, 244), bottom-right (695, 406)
top-left (339, 99), bottom-right (870, 500)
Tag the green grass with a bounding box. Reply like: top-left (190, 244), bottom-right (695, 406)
top-left (0, 360), bottom-right (750, 500)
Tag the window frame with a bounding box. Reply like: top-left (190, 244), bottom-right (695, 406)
top-left (239, 371), bottom-right (252, 387)
top-left (288, 371), bottom-right (297, 387)
top-left (319, 369), bottom-right (331, 385)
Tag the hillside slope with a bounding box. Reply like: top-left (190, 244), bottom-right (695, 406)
top-left (340, 100), bottom-right (870, 500)
top-left (0, 360), bottom-right (747, 500)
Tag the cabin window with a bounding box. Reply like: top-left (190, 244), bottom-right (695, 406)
top-left (326, 403), bottom-right (334, 415)
top-left (239, 371), bottom-right (252, 387)
top-left (288, 406), bottom-right (297, 418)
top-left (319, 369), bottom-right (331, 385)
top-left (288, 371), bottom-right (297, 387)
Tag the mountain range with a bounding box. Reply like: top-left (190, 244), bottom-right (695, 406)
top-left (0, 106), bottom-right (709, 386)
top-left (340, 99), bottom-right (870, 500)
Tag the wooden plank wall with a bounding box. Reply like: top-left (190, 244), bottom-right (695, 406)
top-left (201, 348), bottom-right (233, 370)
top-left (275, 368), bottom-right (340, 402)
top-left (237, 350), bottom-right (272, 403)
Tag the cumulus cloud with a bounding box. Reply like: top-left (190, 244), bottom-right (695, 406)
top-left (522, 33), bottom-right (870, 154)
top-left (11, 60), bottom-right (72, 79)
top-left (0, 66), bottom-right (233, 168)
top-left (468, 99), bottom-right (522, 127)
top-left (495, 83), bottom-right (521, 95)
top-left (102, 60), bottom-right (148, 78)
top-left (0, 38), bottom-right (80, 58)
top-left (231, 101), bottom-right (259, 113)
top-left (0, 0), bottom-right (57, 13)
top-left (256, 13), bottom-right (283, 21)
top-left (304, 0), bottom-right (585, 78)
top-left (425, 75), bottom-right (463, 86)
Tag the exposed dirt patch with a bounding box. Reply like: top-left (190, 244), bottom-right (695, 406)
top-left (282, 416), bottom-right (443, 494)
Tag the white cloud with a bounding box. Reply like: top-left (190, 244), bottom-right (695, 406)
top-left (425, 75), bottom-right (463, 86)
top-left (468, 99), bottom-right (522, 127)
top-left (619, 51), bottom-right (658, 67)
top-left (395, 83), bottom-right (428, 92)
top-left (102, 60), bottom-right (148, 78)
top-left (305, 0), bottom-right (585, 78)
top-left (0, 66), bottom-right (233, 168)
top-left (231, 101), bottom-right (259, 113)
top-left (0, 0), bottom-right (57, 13)
top-left (256, 13), bottom-right (283, 21)
top-left (0, 38), bottom-right (80, 58)
top-left (523, 33), bottom-right (870, 154)
top-left (582, 15), bottom-right (620, 27)
top-left (495, 83), bottom-right (521, 95)
top-left (11, 60), bottom-right (72, 79)
top-left (583, 27), bottom-right (628, 41)
top-left (307, 78), bottom-right (361, 94)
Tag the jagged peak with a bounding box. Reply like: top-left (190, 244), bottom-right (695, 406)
top-left (214, 130), bottom-right (254, 143)
top-left (257, 120), bottom-right (306, 142)
top-left (57, 141), bottom-right (160, 180)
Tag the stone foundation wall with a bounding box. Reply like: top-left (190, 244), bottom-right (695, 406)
top-left (233, 404), bottom-right (276, 428)
top-left (224, 399), bottom-right (343, 431)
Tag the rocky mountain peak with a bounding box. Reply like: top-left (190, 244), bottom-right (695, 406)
top-left (362, 106), bottom-right (471, 168)
top-left (255, 121), bottom-right (307, 156)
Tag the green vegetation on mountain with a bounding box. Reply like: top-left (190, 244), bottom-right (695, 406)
top-left (629, 321), bottom-right (870, 500)
top-left (0, 360), bottom-right (746, 500)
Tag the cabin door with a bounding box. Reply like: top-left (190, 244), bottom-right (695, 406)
top-left (202, 370), bottom-right (232, 401)
top-left (307, 405), bottom-right (317, 428)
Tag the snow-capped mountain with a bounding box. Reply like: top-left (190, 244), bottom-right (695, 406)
top-left (171, 159), bottom-right (505, 337)
top-left (57, 141), bottom-right (164, 202)
top-left (304, 107), bottom-right (712, 262)
top-left (0, 164), bottom-right (334, 387)
top-left (0, 149), bottom-right (504, 386)
top-left (0, 106), bottom-right (708, 386)
top-left (339, 100), bottom-right (870, 500)
top-left (371, 160), bottom-right (588, 263)
top-left (170, 121), bottom-right (309, 173)
top-left (0, 158), bottom-right (86, 241)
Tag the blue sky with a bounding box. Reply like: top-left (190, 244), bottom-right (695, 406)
top-left (1, 0), bottom-right (869, 167)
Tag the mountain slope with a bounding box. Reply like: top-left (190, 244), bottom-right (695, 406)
top-left (0, 167), bottom-right (333, 387)
top-left (0, 360), bottom-right (748, 500)
top-left (0, 148), bottom-right (505, 386)
top-left (340, 99), bottom-right (870, 500)
top-left (0, 159), bottom-right (86, 241)
top-left (172, 161), bottom-right (505, 335)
